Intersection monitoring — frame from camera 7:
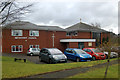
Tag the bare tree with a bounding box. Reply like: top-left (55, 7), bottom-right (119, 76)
top-left (91, 22), bottom-right (101, 29)
top-left (0, 0), bottom-right (33, 25)
top-left (100, 33), bottom-right (118, 80)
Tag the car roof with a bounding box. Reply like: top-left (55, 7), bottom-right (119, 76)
top-left (83, 48), bottom-right (95, 49)
top-left (66, 48), bottom-right (82, 50)
top-left (41, 48), bottom-right (58, 50)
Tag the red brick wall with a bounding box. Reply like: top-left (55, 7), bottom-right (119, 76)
top-left (2, 29), bottom-right (67, 53)
top-left (69, 42), bottom-right (78, 48)
top-left (68, 42), bottom-right (95, 49)
top-left (2, 29), bottom-right (96, 54)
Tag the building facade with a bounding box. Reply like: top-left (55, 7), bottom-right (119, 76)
top-left (2, 21), bottom-right (110, 53)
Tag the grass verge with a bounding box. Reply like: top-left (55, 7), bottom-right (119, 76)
top-left (2, 56), bottom-right (118, 78)
top-left (69, 64), bottom-right (119, 78)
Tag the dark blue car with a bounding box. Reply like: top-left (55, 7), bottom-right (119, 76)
top-left (64, 48), bottom-right (92, 62)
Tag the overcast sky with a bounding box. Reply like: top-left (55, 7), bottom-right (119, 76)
top-left (21, 0), bottom-right (118, 34)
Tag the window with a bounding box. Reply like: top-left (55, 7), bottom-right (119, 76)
top-left (29, 30), bottom-right (39, 36)
top-left (48, 49), bottom-right (62, 55)
top-left (12, 30), bottom-right (22, 36)
top-left (32, 48), bottom-right (37, 51)
top-left (66, 49), bottom-right (73, 54)
top-left (87, 49), bottom-right (92, 52)
top-left (41, 49), bottom-right (48, 54)
top-left (29, 45), bottom-right (33, 48)
top-left (66, 32), bottom-right (71, 36)
top-left (35, 45), bottom-right (39, 48)
top-left (66, 31), bottom-right (78, 36)
top-left (11, 45), bottom-right (23, 52)
top-left (83, 49), bottom-right (88, 52)
top-left (88, 42), bottom-right (92, 46)
top-left (73, 31), bottom-right (78, 36)
top-left (29, 45), bottom-right (39, 48)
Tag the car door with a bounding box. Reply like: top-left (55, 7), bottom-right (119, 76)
top-left (71, 50), bottom-right (77, 60)
top-left (67, 50), bottom-right (75, 60)
top-left (42, 49), bottom-right (50, 62)
top-left (84, 49), bottom-right (91, 55)
top-left (36, 48), bottom-right (40, 55)
top-left (64, 49), bottom-right (70, 59)
top-left (40, 49), bottom-right (48, 61)
top-left (32, 48), bottom-right (37, 55)
top-left (87, 49), bottom-right (94, 56)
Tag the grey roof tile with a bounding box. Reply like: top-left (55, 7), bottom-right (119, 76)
top-left (66, 22), bottom-right (108, 33)
top-left (3, 21), bottom-right (65, 31)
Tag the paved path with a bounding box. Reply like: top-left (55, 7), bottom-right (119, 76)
top-left (2, 53), bottom-right (74, 64)
top-left (24, 59), bottom-right (119, 78)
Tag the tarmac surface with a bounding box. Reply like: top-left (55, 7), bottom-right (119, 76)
top-left (2, 53), bottom-right (74, 64)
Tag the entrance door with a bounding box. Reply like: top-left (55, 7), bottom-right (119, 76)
top-left (78, 42), bottom-right (84, 49)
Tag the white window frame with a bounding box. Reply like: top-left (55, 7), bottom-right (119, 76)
top-left (88, 42), bottom-right (92, 47)
top-left (11, 30), bottom-right (23, 36)
top-left (11, 45), bottom-right (23, 52)
top-left (35, 45), bottom-right (39, 48)
top-left (29, 45), bottom-right (39, 48)
top-left (29, 45), bottom-right (33, 48)
top-left (66, 32), bottom-right (70, 36)
top-left (29, 30), bottom-right (39, 36)
top-left (74, 31), bottom-right (78, 36)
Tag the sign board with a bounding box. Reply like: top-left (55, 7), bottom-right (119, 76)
top-left (88, 42), bottom-right (92, 46)
top-left (15, 37), bottom-right (37, 40)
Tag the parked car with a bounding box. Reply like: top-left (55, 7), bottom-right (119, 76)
top-left (83, 48), bottom-right (106, 61)
top-left (39, 48), bottom-right (67, 64)
top-left (64, 48), bottom-right (92, 62)
top-left (27, 48), bottom-right (40, 56)
top-left (103, 52), bottom-right (118, 59)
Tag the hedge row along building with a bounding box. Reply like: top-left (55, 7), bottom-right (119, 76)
top-left (2, 21), bottom-right (110, 53)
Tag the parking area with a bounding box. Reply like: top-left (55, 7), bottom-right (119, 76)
top-left (2, 53), bottom-right (74, 64)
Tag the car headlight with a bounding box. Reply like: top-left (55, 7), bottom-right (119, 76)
top-left (52, 55), bottom-right (58, 60)
top-left (90, 55), bottom-right (92, 58)
top-left (80, 55), bottom-right (85, 58)
top-left (95, 54), bottom-right (99, 56)
top-left (64, 55), bottom-right (67, 59)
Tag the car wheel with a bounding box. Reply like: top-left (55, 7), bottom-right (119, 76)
top-left (76, 58), bottom-right (80, 62)
top-left (30, 53), bottom-right (33, 56)
top-left (49, 59), bottom-right (52, 64)
top-left (105, 55), bottom-right (108, 59)
top-left (92, 56), bottom-right (96, 61)
top-left (39, 57), bottom-right (42, 62)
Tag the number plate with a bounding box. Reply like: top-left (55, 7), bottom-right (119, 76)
top-left (87, 60), bottom-right (91, 61)
top-left (60, 60), bottom-right (65, 61)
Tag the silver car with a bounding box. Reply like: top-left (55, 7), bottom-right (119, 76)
top-left (104, 52), bottom-right (118, 59)
top-left (27, 48), bottom-right (40, 56)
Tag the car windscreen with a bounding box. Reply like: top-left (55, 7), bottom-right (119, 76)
top-left (32, 48), bottom-right (40, 51)
top-left (48, 49), bottom-right (63, 55)
top-left (32, 48), bottom-right (37, 51)
top-left (74, 49), bottom-right (87, 54)
top-left (91, 49), bottom-right (101, 53)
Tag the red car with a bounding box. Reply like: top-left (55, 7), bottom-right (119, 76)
top-left (83, 48), bottom-right (106, 60)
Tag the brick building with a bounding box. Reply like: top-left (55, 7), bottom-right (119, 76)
top-left (2, 21), bottom-right (110, 53)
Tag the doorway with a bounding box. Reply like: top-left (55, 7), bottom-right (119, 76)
top-left (78, 42), bottom-right (84, 49)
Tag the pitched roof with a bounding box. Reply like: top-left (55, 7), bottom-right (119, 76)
top-left (38, 25), bottom-right (65, 31)
top-left (2, 21), bottom-right (65, 31)
top-left (66, 22), bottom-right (108, 33)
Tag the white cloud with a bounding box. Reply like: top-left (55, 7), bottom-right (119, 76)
top-left (21, 1), bottom-right (118, 34)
